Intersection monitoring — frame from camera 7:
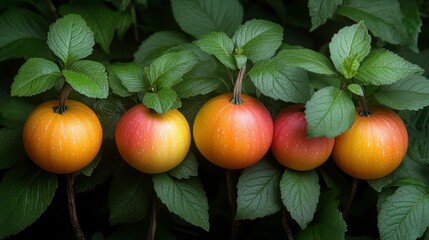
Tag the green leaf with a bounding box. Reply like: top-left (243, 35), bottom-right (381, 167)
top-left (378, 185), bottom-right (429, 240)
top-left (194, 32), bottom-right (236, 70)
top-left (249, 58), bottom-right (311, 104)
top-left (329, 21), bottom-right (371, 79)
top-left (152, 173), bottom-right (209, 231)
top-left (355, 49), bottom-right (423, 86)
top-left (108, 168), bottom-right (151, 225)
top-left (347, 83), bottom-right (364, 96)
top-left (296, 191), bottom-right (347, 239)
top-left (236, 159), bottom-right (282, 220)
top-left (168, 151), bottom-right (198, 180)
top-left (277, 49), bottom-right (337, 75)
top-left (232, 19), bottom-right (283, 62)
top-left (0, 128), bottom-right (26, 169)
top-left (143, 89), bottom-right (180, 114)
top-left (60, 2), bottom-right (120, 53)
top-left (0, 97), bottom-right (34, 127)
top-left (47, 14), bottom-right (94, 67)
top-left (146, 50), bottom-right (198, 89)
top-left (93, 97), bottom-right (128, 140)
top-left (280, 169), bottom-right (320, 229)
top-left (11, 58), bottom-right (60, 97)
top-left (171, 0), bottom-right (243, 37)
top-left (337, 0), bottom-right (421, 52)
top-left (305, 86), bottom-right (355, 138)
top-left (134, 31), bottom-right (188, 67)
top-left (62, 60), bottom-right (109, 99)
top-left (375, 75), bottom-right (429, 111)
top-left (173, 76), bottom-right (221, 99)
top-left (107, 63), bottom-right (146, 95)
top-left (308, 0), bottom-right (343, 31)
top-left (0, 163), bottom-right (58, 239)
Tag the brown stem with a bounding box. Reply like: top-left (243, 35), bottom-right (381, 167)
top-left (226, 169), bottom-right (238, 240)
top-left (54, 83), bottom-right (73, 114)
top-left (281, 206), bottom-right (294, 240)
top-left (342, 178), bottom-right (359, 219)
top-left (130, 5), bottom-right (139, 41)
top-left (358, 95), bottom-right (371, 117)
top-left (66, 174), bottom-right (86, 240)
top-left (230, 66), bottom-right (246, 105)
top-left (147, 195), bottom-right (158, 240)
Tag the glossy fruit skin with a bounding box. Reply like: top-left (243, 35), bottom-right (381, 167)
top-left (115, 104), bottom-right (191, 174)
top-left (332, 106), bottom-right (408, 180)
top-left (23, 100), bottom-right (103, 174)
top-left (271, 104), bottom-right (335, 171)
top-left (193, 93), bottom-right (273, 169)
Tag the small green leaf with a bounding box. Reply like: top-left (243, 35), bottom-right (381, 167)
top-left (378, 185), bottom-right (429, 240)
top-left (375, 75), bottom-right (429, 111)
top-left (308, 0), bottom-right (343, 31)
top-left (355, 49), bottom-right (423, 86)
top-left (152, 173), bottom-right (209, 231)
top-left (329, 21), bottom-right (371, 79)
top-left (108, 167), bottom-right (151, 225)
top-left (236, 159), bottom-right (282, 220)
top-left (107, 63), bottom-right (146, 94)
top-left (171, 0), bottom-right (243, 37)
top-left (280, 169), bottom-right (320, 229)
top-left (168, 151), bottom-right (198, 180)
top-left (0, 163), bottom-right (58, 239)
top-left (233, 19), bottom-right (283, 62)
top-left (194, 32), bottom-right (236, 70)
top-left (277, 49), bottom-right (337, 75)
top-left (63, 60), bottom-right (109, 99)
top-left (143, 89), bottom-right (180, 114)
top-left (305, 86), bottom-right (355, 138)
top-left (249, 59), bottom-right (311, 104)
top-left (47, 14), bottom-right (95, 67)
top-left (11, 58), bottom-right (60, 97)
top-left (134, 31), bottom-right (188, 67)
top-left (173, 76), bottom-right (221, 99)
top-left (347, 83), bottom-right (364, 96)
top-left (146, 50), bottom-right (198, 89)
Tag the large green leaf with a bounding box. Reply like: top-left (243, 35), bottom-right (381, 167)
top-left (168, 151), bottom-right (199, 180)
top-left (378, 185), bottom-right (429, 240)
top-left (280, 169), bottom-right (320, 229)
top-left (152, 173), bottom-right (209, 231)
top-left (0, 164), bottom-right (58, 239)
top-left (0, 128), bottom-right (26, 169)
top-left (277, 48), bottom-right (337, 75)
top-left (47, 14), bottom-right (94, 67)
top-left (107, 63), bottom-right (146, 95)
top-left (173, 76), bottom-right (221, 99)
top-left (194, 32), bottom-right (236, 70)
top-left (11, 58), bottom-right (61, 97)
top-left (305, 86), bottom-right (355, 138)
top-left (308, 0), bottom-right (343, 31)
top-left (171, 0), bottom-right (243, 37)
top-left (142, 89), bottom-right (180, 114)
top-left (236, 159), bottom-right (282, 220)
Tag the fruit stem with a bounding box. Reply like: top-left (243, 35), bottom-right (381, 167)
top-left (358, 95), bottom-right (371, 117)
top-left (66, 174), bottom-right (87, 240)
top-left (54, 83), bottom-right (73, 114)
top-left (147, 194), bottom-right (158, 240)
top-left (230, 65), bottom-right (246, 105)
top-left (281, 205), bottom-right (295, 240)
top-left (226, 169), bottom-right (238, 240)
top-left (342, 178), bottom-right (359, 219)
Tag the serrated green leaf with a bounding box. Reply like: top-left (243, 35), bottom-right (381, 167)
top-left (143, 89), bottom-right (180, 114)
top-left (329, 21), bottom-right (371, 79)
top-left (171, 0), bottom-right (243, 37)
top-left (146, 50), bottom-right (198, 89)
top-left (305, 86), bottom-right (355, 138)
top-left (173, 76), bottom-right (221, 99)
top-left (277, 49), bottom-right (337, 75)
top-left (347, 83), bottom-right (364, 96)
top-left (355, 49), bottom-right (423, 86)
top-left (107, 63), bottom-right (146, 95)
top-left (194, 32), bottom-right (236, 70)
top-left (375, 75), bottom-right (429, 110)
top-left (108, 168), bottom-right (151, 225)
top-left (236, 159), bottom-right (282, 220)
top-left (11, 58), bottom-right (60, 97)
top-left (308, 0), bottom-right (343, 31)
top-left (134, 31), bottom-right (188, 67)
top-left (60, 2), bottom-right (120, 53)
top-left (168, 151), bottom-right (198, 179)
top-left (152, 173), bottom-right (209, 231)
top-left (62, 60), bottom-right (109, 99)
top-left (0, 163), bottom-right (58, 239)
top-left (232, 19), bottom-right (283, 62)
top-left (47, 14), bottom-right (94, 67)
top-left (378, 185), bottom-right (429, 240)
top-left (280, 169), bottom-right (320, 229)
top-left (249, 59), bottom-right (311, 104)
top-left (93, 97), bottom-right (127, 140)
